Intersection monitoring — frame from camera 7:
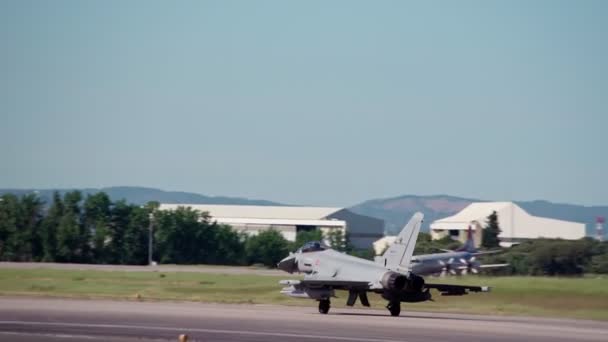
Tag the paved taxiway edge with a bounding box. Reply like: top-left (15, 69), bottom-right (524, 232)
top-left (0, 297), bottom-right (606, 342)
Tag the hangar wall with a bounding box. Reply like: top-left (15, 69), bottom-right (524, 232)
top-left (158, 204), bottom-right (383, 249)
top-left (430, 202), bottom-right (586, 247)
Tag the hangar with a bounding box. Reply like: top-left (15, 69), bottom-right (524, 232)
top-left (429, 202), bottom-right (586, 247)
top-left (158, 204), bottom-right (384, 249)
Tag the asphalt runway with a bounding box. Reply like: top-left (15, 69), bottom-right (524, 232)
top-left (0, 298), bottom-right (606, 342)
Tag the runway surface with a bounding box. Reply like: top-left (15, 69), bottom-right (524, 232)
top-left (0, 298), bottom-right (606, 342)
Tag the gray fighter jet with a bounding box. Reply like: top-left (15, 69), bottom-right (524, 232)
top-left (277, 213), bottom-right (490, 316)
top-left (408, 227), bottom-right (509, 276)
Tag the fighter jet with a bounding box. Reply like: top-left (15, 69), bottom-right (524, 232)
top-left (408, 226), bottom-right (508, 276)
top-left (277, 213), bottom-right (490, 316)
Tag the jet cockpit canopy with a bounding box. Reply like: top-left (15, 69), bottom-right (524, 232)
top-left (298, 241), bottom-right (329, 253)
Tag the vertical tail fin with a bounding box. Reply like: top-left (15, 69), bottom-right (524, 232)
top-left (456, 225), bottom-right (477, 253)
top-left (382, 212), bottom-right (423, 270)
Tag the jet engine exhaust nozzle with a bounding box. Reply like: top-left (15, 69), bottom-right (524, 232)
top-left (406, 273), bottom-right (425, 292)
top-left (381, 272), bottom-right (407, 291)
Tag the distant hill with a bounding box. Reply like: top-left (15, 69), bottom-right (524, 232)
top-left (348, 195), bottom-right (477, 234)
top-left (349, 195), bottom-right (608, 238)
top-left (0, 186), bottom-right (282, 207)
top-left (2, 187), bottom-right (606, 239)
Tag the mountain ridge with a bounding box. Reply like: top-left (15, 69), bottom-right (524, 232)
top-left (0, 186), bottom-right (282, 207)
top-left (349, 194), bottom-right (608, 237)
top-left (1, 186), bottom-right (606, 238)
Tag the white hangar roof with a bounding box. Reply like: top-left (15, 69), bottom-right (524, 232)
top-left (430, 202), bottom-right (586, 240)
top-left (431, 202), bottom-right (512, 230)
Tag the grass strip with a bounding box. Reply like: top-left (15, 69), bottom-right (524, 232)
top-left (1, 268), bottom-right (606, 320)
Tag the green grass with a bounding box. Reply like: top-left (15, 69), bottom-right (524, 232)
top-left (0, 268), bottom-right (301, 305)
top-left (0, 268), bottom-right (607, 320)
top-left (393, 275), bottom-right (608, 320)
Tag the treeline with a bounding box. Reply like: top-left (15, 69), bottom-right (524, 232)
top-left (3, 191), bottom-right (607, 274)
top-left (0, 192), bottom-right (151, 264)
top-left (483, 238), bottom-right (608, 275)
top-left (416, 232), bottom-right (608, 275)
top-left (0, 191), bottom-right (348, 267)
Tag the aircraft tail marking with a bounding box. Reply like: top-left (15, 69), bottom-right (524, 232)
top-left (456, 225), bottom-right (476, 253)
top-left (382, 212), bottom-right (423, 271)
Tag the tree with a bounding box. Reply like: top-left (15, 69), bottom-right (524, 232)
top-left (83, 193), bottom-right (112, 263)
top-left (212, 224), bottom-right (246, 265)
top-left (150, 206), bottom-right (247, 265)
top-left (482, 211), bottom-right (501, 248)
top-left (326, 229), bottom-right (348, 252)
top-left (56, 211), bottom-right (82, 262)
top-left (16, 193), bottom-right (44, 261)
top-left (414, 233), bottom-right (462, 255)
top-left (56, 191), bottom-right (86, 262)
top-left (480, 238), bottom-right (604, 276)
top-left (40, 192), bottom-right (64, 261)
top-left (120, 204), bottom-right (150, 265)
top-left (590, 253), bottom-right (608, 274)
top-left (0, 194), bottom-right (19, 260)
top-left (154, 207), bottom-right (224, 264)
top-left (155, 207), bottom-right (197, 264)
top-left (245, 229), bottom-right (290, 267)
top-left (530, 238), bottom-right (597, 276)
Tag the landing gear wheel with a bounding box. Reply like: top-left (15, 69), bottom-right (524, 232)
top-left (387, 301), bottom-right (401, 317)
top-left (318, 299), bottom-right (330, 314)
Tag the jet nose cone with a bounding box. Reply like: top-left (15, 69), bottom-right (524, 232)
top-left (277, 254), bottom-right (297, 273)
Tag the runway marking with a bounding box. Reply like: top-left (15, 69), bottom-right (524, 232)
top-left (0, 331), bottom-right (170, 341)
top-left (0, 331), bottom-right (110, 340)
top-left (0, 321), bottom-right (406, 342)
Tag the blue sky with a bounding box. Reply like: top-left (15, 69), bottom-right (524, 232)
top-left (1, 1), bottom-right (606, 206)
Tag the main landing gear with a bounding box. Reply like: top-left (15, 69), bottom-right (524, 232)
top-left (318, 299), bottom-right (331, 314)
top-left (387, 301), bottom-right (401, 317)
